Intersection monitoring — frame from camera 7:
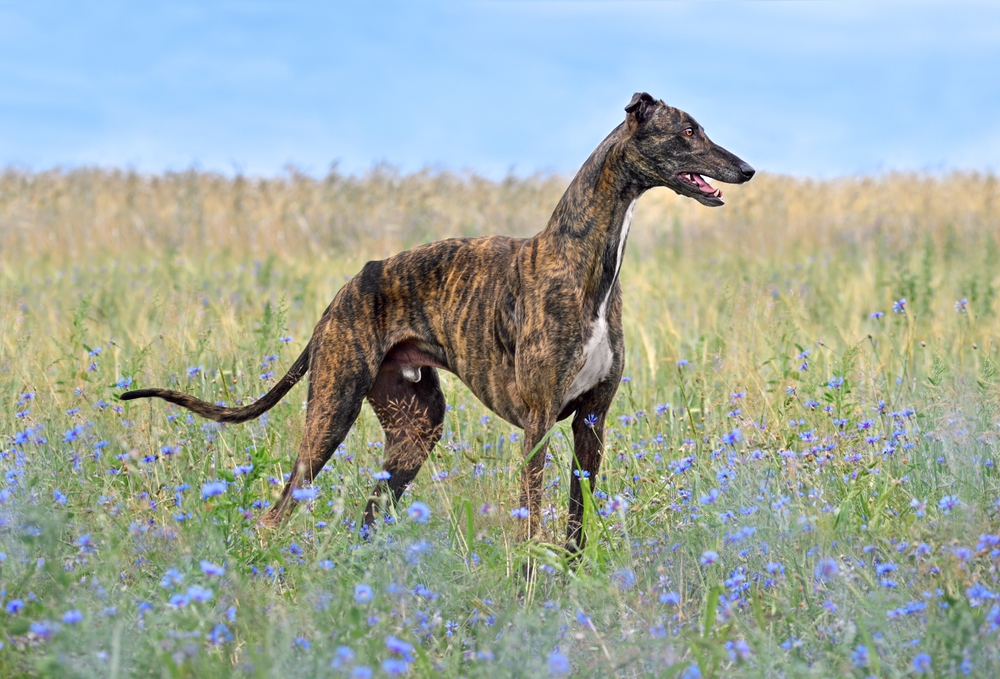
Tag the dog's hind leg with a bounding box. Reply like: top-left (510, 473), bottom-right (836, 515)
top-left (362, 367), bottom-right (446, 530)
top-left (261, 342), bottom-right (377, 527)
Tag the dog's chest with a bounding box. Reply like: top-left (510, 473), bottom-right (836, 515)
top-left (562, 316), bottom-right (614, 408)
top-left (560, 199), bottom-right (636, 409)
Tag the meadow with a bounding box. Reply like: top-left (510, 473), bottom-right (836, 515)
top-left (2, 166), bottom-right (1000, 677)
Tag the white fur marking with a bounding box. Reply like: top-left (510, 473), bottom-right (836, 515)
top-left (562, 199), bottom-right (637, 409)
top-left (401, 367), bottom-right (422, 383)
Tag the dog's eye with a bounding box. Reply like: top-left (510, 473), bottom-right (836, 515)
top-left (684, 128), bottom-right (694, 137)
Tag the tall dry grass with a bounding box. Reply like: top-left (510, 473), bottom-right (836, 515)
top-left (1, 167), bottom-right (996, 263)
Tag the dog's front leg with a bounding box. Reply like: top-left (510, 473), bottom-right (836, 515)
top-left (518, 411), bottom-right (557, 543)
top-left (566, 381), bottom-right (618, 554)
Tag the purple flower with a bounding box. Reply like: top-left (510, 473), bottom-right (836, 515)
top-left (372, 470), bottom-right (391, 481)
top-left (956, 298), bottom-right (968, 313)
top-left (510, 507), bottom-right (530, 519)
top-left (913, 653), bottom-right (931, 673)
top-left (6, 599), bottom-right (24, 615)
top-left (200, 560), bottom-right (225, 577)
top-left (407, 501), bottom-right (431, 524)
top-left (939, 495), bottom-right (960, 514)
top-left (893, 298), bottom-right (906, 314)
top-left (700, 550), bottom-right (719, 566)
top-left (116, 376), bottom-right (133, 389)
top-left (62, 609), bottom-right (83, 624)
top-left (828, 376), bottom-right (844, 389)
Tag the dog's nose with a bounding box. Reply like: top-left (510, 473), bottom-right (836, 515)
top-left (739, 162), bottom-right (755, 180)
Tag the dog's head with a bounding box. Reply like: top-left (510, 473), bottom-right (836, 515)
top-left (622, 92), bottom-right (754, 206)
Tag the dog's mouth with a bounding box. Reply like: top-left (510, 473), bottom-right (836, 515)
top-left (676, 172), bottom-right (724, 204)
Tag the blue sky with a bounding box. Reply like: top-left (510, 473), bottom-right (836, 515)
top-left (1, 2), bottom-right (998, 178)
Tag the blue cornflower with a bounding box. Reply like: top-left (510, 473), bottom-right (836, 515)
top-left (6, 599), bottom-right (24, 615)
top-left (721, 428), bottom-right (742, 445)
top-left (385, 635), bottom-right (415, 661)
top-left (828, 376), bottom-right (844, 389)
top-left (29, 621), bottom-right (55, 639)
top-left (893, 298), bottom-right (906, 314)
top-left (510, 507), bottom-right (530, 519)
top-left (700, 550), bottom-right (719, 566)
top-left (814, 558), bottom-right (839, 582)
top-left (584, 413), bottom-right (598, 427)
top-left (372, 470), bottom-right (391, 481)
top-left (548, 650), bottom-right (571, 675)
top-left (160, 568), bottom-right (184, 588)
top-left (956, 298), bottom-right (968, 313)
top-left (700, 488), bottom-right (720, 505)
top-left (187, 365), bottom-right (203, 378)
top-left (851, 645), bottom-right (870, 668)
top-left (350, 668), bottom-right (373, 679)
top-left (201, 481), bottom-right (227, 499)
top-left (53, 489), bottom-right (67, 505)
top-left (279, 336), bottom-right (293, 343)
top-left (209, 622), bottom-right (232, 645)
top-left (870, 311), bottom-right (884, 319)
top-left (186, 585), bottom-right (213, 602)
top-left (407, 501), bottom-right (431, 523)
top-left (116, 376), bottom-right (132, 389)
top-left (910, 498), bottom-right (927, 517)
top-left (200, 560), bottom-right (225, 577)
top-left (291, 487), bottom-right (318, 502)
top-left (381, 659), bottom-right (408, 675)
top-left (913, 653), bottom-right (931, 673)
top-left (939, 495), bottom-right (960, 514)
top-left (354, 583), bottom-right (374, 603)
top-left (681, 664), bottom-right (702, 679)
top-left (62, 609), bottom-right (83, 624)
top-left (660, 592), bottom-right (681, 605)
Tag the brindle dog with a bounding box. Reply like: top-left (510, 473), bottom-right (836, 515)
top-left (121, 92), bottom-right (754, 552)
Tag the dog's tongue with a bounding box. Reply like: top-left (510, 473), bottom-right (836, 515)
top-left (692, 174), bottom-right (715, 192)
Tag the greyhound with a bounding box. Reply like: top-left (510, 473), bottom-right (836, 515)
top-left (121, 92), bottom-right (754, 552)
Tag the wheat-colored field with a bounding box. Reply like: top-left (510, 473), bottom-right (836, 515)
top-left (1, 168), bottom-right (999, 677)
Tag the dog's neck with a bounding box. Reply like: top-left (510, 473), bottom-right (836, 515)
top-left (538, 127), bottom-right (645, 316)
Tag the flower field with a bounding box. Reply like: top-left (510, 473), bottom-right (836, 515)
top-left (2, 167), bottom-right (1000, 677)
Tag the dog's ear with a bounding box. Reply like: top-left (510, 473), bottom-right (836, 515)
top-left (625, 92), bottom-right (657, 128)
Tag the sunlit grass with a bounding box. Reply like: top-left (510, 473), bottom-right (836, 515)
top-left (2, 168), bottom-right (1000, 677)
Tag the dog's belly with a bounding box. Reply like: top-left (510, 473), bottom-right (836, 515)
top-left (561, 315), bottom-right (613, 410)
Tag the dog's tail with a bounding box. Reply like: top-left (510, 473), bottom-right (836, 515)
top-left (118, 343), bottom-right (311, 423)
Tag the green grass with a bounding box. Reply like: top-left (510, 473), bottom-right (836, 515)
top-left (2, 169), bottom-right (1000, 677)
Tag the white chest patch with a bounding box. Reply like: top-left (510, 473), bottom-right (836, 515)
top-left (561, 199), bottom-right (637, 409)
